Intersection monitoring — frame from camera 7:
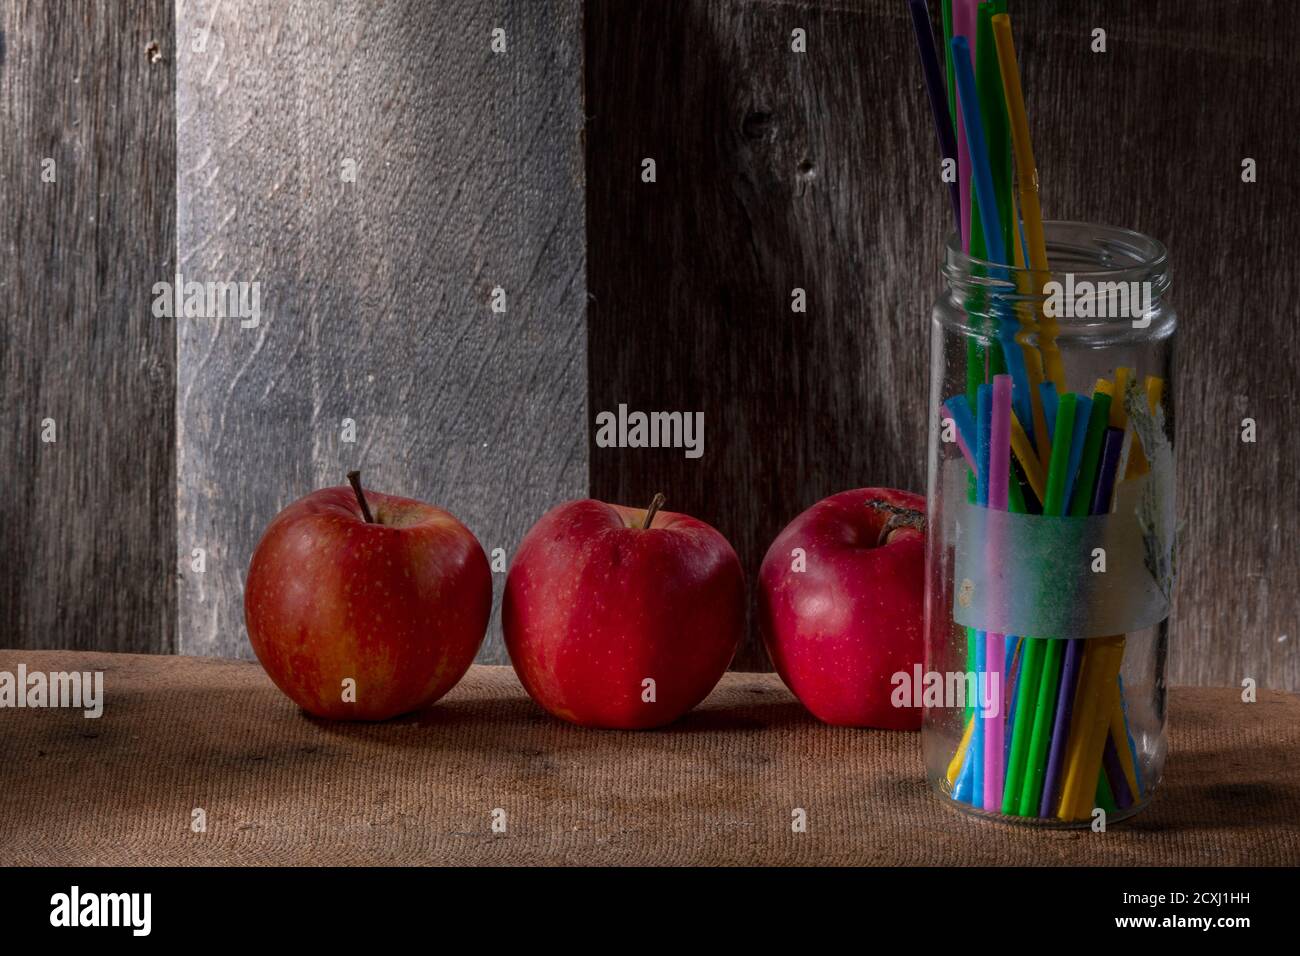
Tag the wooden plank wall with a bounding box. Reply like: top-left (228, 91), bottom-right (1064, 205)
top-left (586, 0), bottom-right (930, 670)
top-left (0, 0), bottom-right (176, 653)
top-left (1017, 1), bottom-right (1300, 691)
top-left (585, 0), bottom-right (1299, 686)
top-left (174, 0), bottom-right (586, 660)
top-left (2, 1), bottom-right (1295, 691)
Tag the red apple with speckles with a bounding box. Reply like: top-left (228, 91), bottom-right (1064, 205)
top-left (244, 472), bottom-right (491, 720)
top-left (503, 494), bottom-right (744, 729)
top-left (758, 488), bottom-right (926, 729)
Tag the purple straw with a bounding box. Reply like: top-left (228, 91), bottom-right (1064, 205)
top-left (1039, 641), bottom-right (1082, 816)
top-left (1102, 734), bottom-right (1135, 809)
top-left (907, 0), bottom-right (961, 229)
top-left (1090, 427), bottom-right (1126, 514)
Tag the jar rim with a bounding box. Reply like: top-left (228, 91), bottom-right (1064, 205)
top-left (944, 220), bottom-right (1170, 286)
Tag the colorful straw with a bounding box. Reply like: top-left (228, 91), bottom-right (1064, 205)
top-left (1015, 392), bottom-right (1078, 814)
top-left (907, 0), bottom-right (961, 228)
top-left (991, 12), bottom-right (1063, 391)
top-left (952, 34), bottom-right (1034, 433)
top-left (982, 374), bottom-right (1012, 811)
top-left (910, 4), bottom-right (1160, 825)
top-left (953, 0), bottom-right (978, 253)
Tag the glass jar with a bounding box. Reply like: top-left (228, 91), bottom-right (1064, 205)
top-left (922, 221), bottom-right (1176, 826)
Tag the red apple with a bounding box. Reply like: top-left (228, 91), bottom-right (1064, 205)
top-left (758, 488), bottom-right (925, 729)
top-left (244, 471), bottom-right (491, 720)
top-left (503, 494), bottom-right (744, 729)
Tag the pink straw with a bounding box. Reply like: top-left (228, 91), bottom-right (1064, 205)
top-left (982, 373), bottom-right (1012, 811)
top-left (953, 0), bottom-right (978, 252)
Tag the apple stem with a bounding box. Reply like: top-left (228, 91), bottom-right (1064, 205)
top-left (867, 500), bottom-right (926, 546)
top-left (347, 470), bottom-right (376, 524)
top-left (641, 492), bottom-right (666, 530)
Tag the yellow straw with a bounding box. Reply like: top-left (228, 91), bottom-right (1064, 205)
top-left (1058, 636), bottom-right (1126, 819)
top-left (1147, 376), bottom-right (1164, 409)
top-left (1108, 692), bottom-right (1141, 800)
top-left (947, 715), bottom-right (975, 786)
top-left (992, 14), bottom-right (1065, 393)
top-left (1125, 375), bottom-right (1165, 479)
top-left (1009, 410), bottom-right (1047, 505)
top-left (1011, 191), bottom-right (1026, 269)
top-left (1110, 367), bottom-right (1133, 429)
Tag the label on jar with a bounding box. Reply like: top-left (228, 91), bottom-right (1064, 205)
top-left (945, 461), bottom-right (1174, 638)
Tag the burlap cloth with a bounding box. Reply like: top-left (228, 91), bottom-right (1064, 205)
top-left (2, 650), bottom-right (1296, 866)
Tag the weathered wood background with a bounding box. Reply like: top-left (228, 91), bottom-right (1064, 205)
top-left (174, 0), bottom-right (586, 660)
top-left (1, 0), bottom-right (176, 653)
top-left (585, 0), bottom-right (1299, 682)
top-left (3, 1), bottom-right (1296, 690)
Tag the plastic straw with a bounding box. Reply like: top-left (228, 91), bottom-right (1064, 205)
top-left (952, 34), bottom-right (1035, 435)
top-left (1090, 427), bottom-right (1125, 514)
top-left (1116, 675), bottom-right (1144, 795)
top-left (1014, 392), bottom-right (1077, 813)
top-left (942, 396), bottom-right (978, 471)
top-left (975, 3), bottom-right (1014, 258)
top-left (991, 12), bottom-right (1064, 390)
top-left (1001, 636), bottom-right (1042, 813)
top-left (1102, 731), bottom-right (1135, 810)
top-left (1125, 375), bottom-right (1165, 479)
top-left (1058, 637), bottom-right (1125, 819)
top-left (947, 714), bottom-right (974, 786)
top-left (982, 374), bottom-right (1012, 811)
top-left (951, 37), bottom-right (1005, 265)
top-left (942, 0), bottom-right (956, 134)
top-left (907, 0), bottom-right (962, 228)
top-left (1039, 636), bottom-right (1082, 816)
top-left (953, 1), bottom-right (978, 252)
top-left (969, 382), bottom-right (993, 803)
top-left (1040, 382), bottom-right (1058, 443)
top-left (1061, 395), bottom-right (1093, 509)
top-left (1008, 411), bottom-right (1046, 506)
top-left (1068, 385), bottom-right (1114, 516)
top-left (1004, 636), bottom-right (1022, 767)
top-left (1040, 384), bottom-right (1119, 815)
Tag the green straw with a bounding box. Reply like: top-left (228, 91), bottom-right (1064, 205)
top-left (1096, 769), bottom-right (1118, 815)
top-left (976, 2), bottom-right (1014, 258)
top-left (1016, 392), bottom-right (1078, 814)
top-left (1068, 390), bottom-right (1113, 516)
top-left (1043, 392), bottom-right (1077, 518)
top-left (1007, 461), bottom-right (1027, 513)
top-left (1002, 635), bottom-right (1044, 814)
top-left (1020, 639), bottom-right (1064, 814)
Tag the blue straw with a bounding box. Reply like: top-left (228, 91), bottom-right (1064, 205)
top-left (944, 393), bottom-right (979, 470)
top-left (1062, 396), bottom-right (1092, 507)
top-left (952, 36), bottom-right (1033, 433)
top-left (951, 38), bottom-right (1006, 266)
top-left (1040, 382), bottom-right (1059, 443)
top-left (967, 384), bottom-right (994, 804)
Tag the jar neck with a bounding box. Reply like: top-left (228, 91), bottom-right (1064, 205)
top-left (944, 221), bottom-right (1171, 325)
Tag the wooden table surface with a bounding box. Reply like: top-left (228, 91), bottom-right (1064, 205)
top-left (2, 650), bottom-right (1297, 866)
